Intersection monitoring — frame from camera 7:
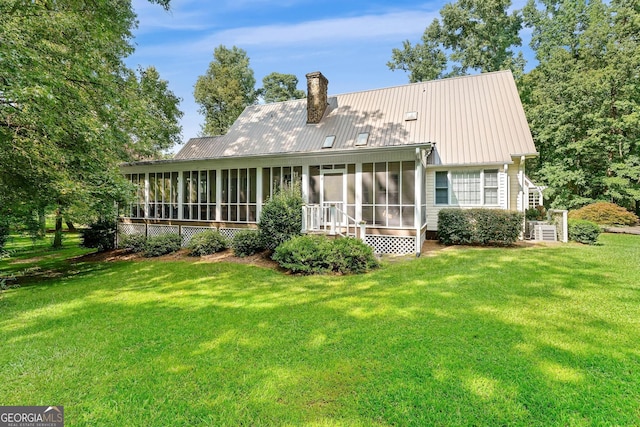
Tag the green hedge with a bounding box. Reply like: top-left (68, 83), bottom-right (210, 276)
top-left (144, 233), bottom-right (182, 257)
top-left (273, 235), bottom-right (378, 275)
top-left (188, 230), bottom-right (228, 256)
top-left (232, 230), bottom-right (264, 257)
top-left (119, 233), bottom-right (147, 253)
top-left (568, 219), bottom-right (600, 245)
top-left (438, 208), bottom-right (523, 246)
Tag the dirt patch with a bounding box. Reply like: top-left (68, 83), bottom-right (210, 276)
top-left (74, 248), bottom-right (280, 270)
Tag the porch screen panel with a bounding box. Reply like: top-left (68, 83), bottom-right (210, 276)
top-left (221, 168), bottom-right (258, 223)
top-left (149, 173), bottom-right (157, 218)
top-left (402, 161), bottom-right (415, 227)
top-left (309, 166), bottom-right (320, 204)
top-left (362, 163), bottom-right (374, 224)
top-left (171, 172), bottom-right (178, 219)
top-left (127, 173), bottom-right (146, 218)
top-left (361, 162), bottom-right (417, 228)
top-left (261, 168), bottom-right (271, 203)
top-left (347, 164), bottom-right (355, 219)
top-left (249, 168), bottom-right (257, 221)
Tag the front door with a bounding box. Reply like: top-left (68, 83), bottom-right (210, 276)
top-left (321, 171), bottom-right (345, 226)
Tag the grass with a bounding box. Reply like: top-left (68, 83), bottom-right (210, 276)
top-left (1, 234), bottom-right (639, 425)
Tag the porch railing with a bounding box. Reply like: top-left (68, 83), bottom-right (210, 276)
top-left (302, 204), bottom-right (365, 240)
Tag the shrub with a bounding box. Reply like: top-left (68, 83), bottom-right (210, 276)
top-left (232, 230), bottom-right (264, 257)
top-left (525, 205), bottom-right (546, 221)
top-left (187, 230), bottom-right (228, 256)
top-left (568, 219), bottom-right (600, 245)
top-left (81, 220), bottom-right (116, 252)
top-left (119, 233), bottom-right (147, 253)
top-left (272, 235), bottom-right (334, 274)
top-left (143, 233), bottom-right (182, 257)
top-left (569, 202), bottom-right (638, 226)
top-left (0, 217), bottom-right (9, 251)
top-left (438, 208), bottom-right (523, 246)
top-left (258, 182), bottom-right (304, 250)
top-left (273, 235), bottom-right (378, 275)
top-left (331, 237), bottom-right (379, 274)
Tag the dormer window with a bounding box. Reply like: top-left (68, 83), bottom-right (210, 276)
top-left (355, 132), bottom-right (369, 146)
top-left (322, 135), bottom-right (336, 149)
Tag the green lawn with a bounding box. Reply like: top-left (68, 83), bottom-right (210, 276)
top-left (1, 234), bottom-right (639, 426)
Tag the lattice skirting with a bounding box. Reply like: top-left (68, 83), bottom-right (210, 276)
top-left (365, 235), bottom-right (416, 255)
top-left (218, 228), bottom-right (246, 240)
top-left (147, 225), bottom-right (180, 239)
top-left (118, 223), bottom-right (146, 236)
top-left (181, 226), bottom-right (217, 246)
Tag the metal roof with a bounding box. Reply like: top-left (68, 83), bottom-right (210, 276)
top-left (174, 70), bottom-right (537, 165)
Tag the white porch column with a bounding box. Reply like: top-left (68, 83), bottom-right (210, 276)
top-left (256, 167), bottom-right (263, 221)
top-left (144, 173), bottom-right (150, 219)
top-left (517, 156), bottom-right (525, 212)
top-left (177, 171), bottom-right (184, 220)
top-left (215, 169), bottom-right (222, 222)
top-left (415, 148), bottom-right (423, 256)
top-left (301, 165), bottom-right (309, 204)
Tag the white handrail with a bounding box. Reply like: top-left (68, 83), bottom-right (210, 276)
top-left (302, 204), bottom-right (365, 240)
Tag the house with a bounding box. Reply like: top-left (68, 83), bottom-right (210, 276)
top-left (119, 70), bottom-right (540, 255)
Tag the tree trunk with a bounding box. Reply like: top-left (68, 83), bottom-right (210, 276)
top-left (53, 208), bottom-right (63, 249)
top-left (65, 221), bottom-right (76, 232)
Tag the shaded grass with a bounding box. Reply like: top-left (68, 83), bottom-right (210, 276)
top-left (0, 234), bottom-right (639, 425)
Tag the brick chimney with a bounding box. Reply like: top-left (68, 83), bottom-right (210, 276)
top-left (306, 71), bottom-right (328, 124)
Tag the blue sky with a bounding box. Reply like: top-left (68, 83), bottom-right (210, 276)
top-left (126, 0), bottom-right (532, 151)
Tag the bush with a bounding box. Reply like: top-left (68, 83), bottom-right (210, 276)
top-left (525, 205), bottom-right (546, 221)
top-left (232, 230), bottom-right (264, 257)
top-left (188, 230), bottom-right (228, 256)
top-left (273, 235), bottom-right (333, 274)
top-left (81, 220), bottom-right (116, 252)
top-left (0, 217), bottom-right (9, 251)
top-left (438, 208), bottom-right (523, 246)
top-left (273, 235), bottom-right (378, 275)
top-left (568, 219), bottom-right (600, 245)
top-left (331, 237), bottom-right (379, 274)
top-left (119, 233), bottom-right (147, 253)
top-left (143, 233), bottom-right (182, 257)
top-left (258, 182), bottom-right (304, 250)
top-left (569, 202), bottom-right (638, 226)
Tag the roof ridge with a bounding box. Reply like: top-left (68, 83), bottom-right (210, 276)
top-left (329, 70), bottom-right (513, 98)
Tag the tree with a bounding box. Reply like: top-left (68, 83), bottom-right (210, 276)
top-left (522, 0), bottom-right (640, 212)
top-left (194, 45), bottom-right (257, 136)
top-left (258, 72), bottom-right (305, 103)
top-left (388, 0), bottom-right (524, 82)
top-left (0, 0), bottom-right (182, 247)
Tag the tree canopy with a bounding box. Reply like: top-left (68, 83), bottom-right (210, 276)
top-left (522, 0), bottom-right (640, 210)
top-left (194, 45), bottom-right (257, 136)
top-left (388, 0), bottom-right (524, 82)
top-left (258, 72), bottom-right (306, 103)
top-left (389, 0), bottom-right (640, 213)
top-left (0, 0), bottom-right (183, 243)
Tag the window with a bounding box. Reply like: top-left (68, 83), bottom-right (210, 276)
top-left (484, 169), bottom-right (498, 205)
top-left (451, 171), bottom-right (481, 205)
top-left (436, 170), bottom-right (500, 206)
top-left (261, 166), bottom-right (302, 201)
top-left (355, 132), bottom-right (369, 146)
top-left (435, 171), bottom-right (449, 205)
top-left (322, 135), bottom-right (335, 149)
